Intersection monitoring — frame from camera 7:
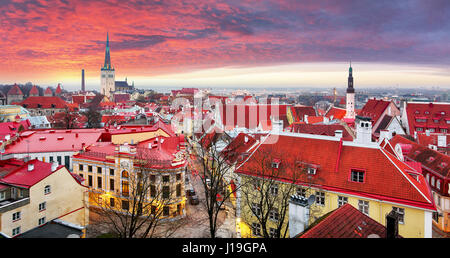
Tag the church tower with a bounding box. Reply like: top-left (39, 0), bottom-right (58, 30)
top-left (101, 32), bottom-right (115, 98)
top-left (344, 62), bottom-right (356, 119)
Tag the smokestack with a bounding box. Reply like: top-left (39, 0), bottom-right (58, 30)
top-left (81, 69), bottom-right (85, 92)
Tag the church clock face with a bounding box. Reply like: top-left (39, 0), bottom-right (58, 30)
top-left (120, 160), bottom-right (130, 169)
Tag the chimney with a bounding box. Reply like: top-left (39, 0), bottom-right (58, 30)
top-left (288, 194), bottom-right (315, 237)
top-left (51, 162), bottom-right (58, 172)
top-left (28, 163), bottom-right (34, 171)
top-left (334, 130), bottom-right (343, 139)
top-left (385, 210), bottom-right (399, 238)
top-left (81, 69), bottom-right (85, 92)
top-left (354, 116), bottom-right (373, 144)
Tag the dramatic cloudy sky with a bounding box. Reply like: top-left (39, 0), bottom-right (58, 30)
top-left (1, 0), bottom-right (450, 90)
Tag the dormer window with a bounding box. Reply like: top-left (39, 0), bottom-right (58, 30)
top-left (307, 167), bottom-right (317, 175)
top-left (351, 169), bottom-right (365, 183)
top-left (271, 159), bottom-right (280, 169)
top-left (426, 157), bottom-right (435, 163)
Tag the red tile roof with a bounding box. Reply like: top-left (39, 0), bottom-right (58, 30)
top-left (290, 106), bottom-right (316, 122)
top-left (289, 124), bottom-right (353, 141)
top-left (236, 134), bottom-right (435, 211)
top-left (299, 203), bottom-right (390, 238)
top-left (19, 96), bottom-right (68, 109)
top-left (0, 159), bottom-right (67, 188)
top-left (44, 87), bottom-right (53, 95)
top-left (7, 84), bottom-right (23, 96)
top-left (29, 85), bottom-right (39, 96)
top-left (404, 102), bottom-right (450, 135)
top-left (389, 134), bottom-right (449, 179)
top-left (55, 84), bottom-right (62, 94)
top-left (222, 132), bottom-right (258, 164)
top-left (325, 107), bottom-right (346, 120)
top-left (358, 99), bottom-right (391, 126)
top-left (219, 104), bottom-right (289, 130)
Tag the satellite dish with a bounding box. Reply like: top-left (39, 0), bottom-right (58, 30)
top-left (307, 195), bottom-right (316, 206)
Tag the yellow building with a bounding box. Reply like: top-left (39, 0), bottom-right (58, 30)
top-left (0, 159), bottom-right (88, 238)
top-left (0, 105), bottom-right (30, 123)
top-left (235, 132), bottom-right (436, 238)
top-left (72, 134), bottom-right (188, 220)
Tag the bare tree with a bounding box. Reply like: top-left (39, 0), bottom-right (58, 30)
top-left (189, 131), bottom-right (241, 238)
top-left (238, 147), bottom-right (308, 238)
top-left (87, 148), bottom-right (186, 238)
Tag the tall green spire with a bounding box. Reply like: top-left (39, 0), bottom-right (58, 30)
top-left (103, 32), bottom-right (112, 69)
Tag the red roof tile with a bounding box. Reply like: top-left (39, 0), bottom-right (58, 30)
top-left (325, 107), bottom-right (346, 120)
top-left (289, 124), bottom-right (353, 141)
top-left (19, 96), bottom-right (68, 109)
top-left (236, 134), bottom-right (435, 211)
top-left (29, 85), bottom-right (39, 96)
top-left (299, 204), bottom-right (390, 238)
top-left (219, 104), bottom-right (289, 130)
top-left (404, 102), bottom-right (450, 135)
top-left (7, 84), bottom-right (23, 96)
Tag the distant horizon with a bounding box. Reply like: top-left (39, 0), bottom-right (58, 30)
top-left (1, 1), bottom-right (449, 90)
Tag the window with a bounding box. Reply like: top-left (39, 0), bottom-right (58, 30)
top-left (296, 187), bottom-right (306, 197)
top-left (110, 198), bottom-right (115, 207)
top-left (315, 191), bottom-right (325, 206)
top-left (38, 217), bottom-right (46, 226)
top-left (176, 173), bottom-right (181, 181)
top-left (269, 209), bottom-right (279, 222)
top-left (163, 175), bottom-right (170, 183)
top-left (431, 176), bottom-right (435, 187)
top-left (437, 180), bottom-right (441, 190)
top-left (251, 223), bottom-right (261, 236)
top-left (307, 167), bottom-right (317, 175)
top-left (97, 177), bottom-right (102, 189)
top-left (269, 228), bottom-right (278, 238)
top-left (12, 211), bottom-right (21, 221)
top-left (79, 173), bottom-right (83, 179)
top-left (39, 202), bottom-right (46, 212)
top-left (358, 200), bottom-right (369, 215)
top-left (97, 167), bottom-right (102, 174)
top-left (50, 156), bottom-right (54, 163)
top-left (151, 205), bottom-right (157, 215)
top-left (12, 227), bottom-right (20, 236)
top-left (162, 186), bottom-right (170, 199)
top-left (121, 170), bottom-right (129, 178)
top-left (163, 206), bottom-right (170, 216)
top-left (121, 200), bottom-right (129, 211)
top-left (176, 184), bottom-right (181, 197)
top-left (150, 185), bottom-right (156, 197)
top-left (122, 181), bottom-right (129, 197)
top-left (110, 179), bottom-right (115, 191)
top-left (88, 175), bottom-right (93, 187)
top-left (44, 185), bottom-right (51, 195)
top-left (109, 168), bottom-right (114, 176)
top-left (392, 207), bottom-right (405, 224)
top-left (150, 175), bottom-right (156, 183)
top-left (57, 156), bottom-right (62, 165)
top-left (88, 165), bottom-right (92, 172)
top-left (338, 196), bottom-right (348, 207)
top-left (252, 203), bottom-right (261, 217)
top-left (0, 191), bottom-right (5, 201)
top-left (271, 162), bottom-right (279, 169)
top-left (351, 169), bottom-right (365, 183)
top-left (79, 164), bottom-right (83, 171)
top-left (270, 184), bottom-right (278, 196)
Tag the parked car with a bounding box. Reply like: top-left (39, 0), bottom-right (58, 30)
top-left (186, 189), bottom-right (196, 196)
top-left (189, 195), bottom-right (200, 205)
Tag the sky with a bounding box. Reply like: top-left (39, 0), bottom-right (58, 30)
top-left (1, 0), bottom-right (450, 91)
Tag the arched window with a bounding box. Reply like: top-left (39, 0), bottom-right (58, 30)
top-left (436, 180), bottom-right (441, 190)
top-left (121, 170), bottom-right (129, 179)
top-left (431, 176), bottom-right (435, 187)
top-left (426, 174), bottom-right (430, 183)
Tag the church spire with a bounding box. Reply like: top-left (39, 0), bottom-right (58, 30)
top-left (347, 61), bottom-right (354, 93)
top-left (103, 32), bottom-right (112, 69)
